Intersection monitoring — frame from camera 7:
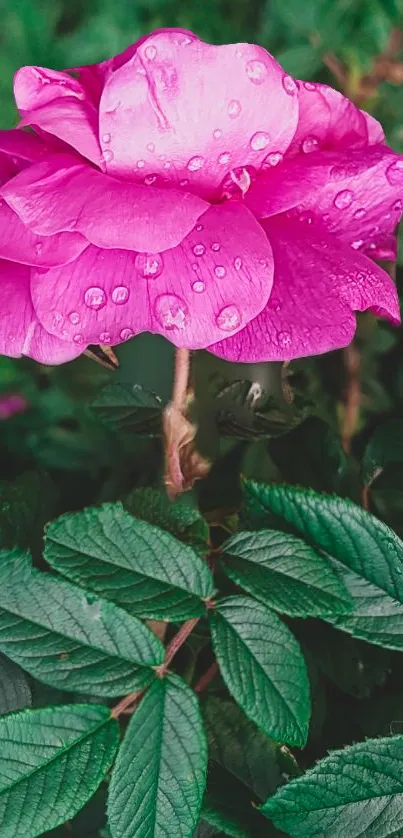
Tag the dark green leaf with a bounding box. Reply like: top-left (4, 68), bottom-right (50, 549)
top-left (221, 530), bottom-right (352, 617)
top-left (124, 487), bottom-right (209, 554)
top-left (263, 734), bottom-right (403, 837)
top-left (0, 472), bottom-right (50, 549)
top-left (0, 654), bottom-right (31, 714)
top-left (193, 822), bottom-right (220, 838)
top-left (362, 419), bottom-right (403, 486)
top-left (202, 761), bottom-right (275, 838)
top-left (92, 383), bottom-right (162, 437)
top-left (209, 596), bottom-right (310, 747)
top-left (0, 549), bottom-right (164, 695)
top-left (45, 502), bottom-right (214, 621)
top-left (108, 674), bottom-right (207, 838)
top-left (0, 703), bottom-right (118, 838)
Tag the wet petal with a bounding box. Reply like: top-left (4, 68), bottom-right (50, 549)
top-left (99, 30), bottom-right (298, 198)
top-left (287, 82), bottom-right (371, 156)
top-left (31, 202), bottom-right (273, 349)
top-left (14, 66), bottom-right (102, 165)
top-left (2, 155), bottom-right (208, 253)
top-left (209, 215), bottom-right (399, 363)
top-left (0, 128), bottom-right (49, 163)
top-left (0, 201), bottom-right (88, 267)
top-left (0, 260), bottom-right (83, 363)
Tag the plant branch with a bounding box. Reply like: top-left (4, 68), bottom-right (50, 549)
top-left (161, 617), bottom-right (200, 671)
top-left (194, 660), bottom-right (219, 694)
top-left (341, 344), bottom-right (361, 453)
top-left (111, 688), bottom-right (144, 719)
top-left (172, 348), bottom-right (191, 411)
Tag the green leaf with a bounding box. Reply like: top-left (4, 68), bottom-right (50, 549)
top-left (262, 734), bottom-right (403, 837)
top-left (220, 530), bottom-right (352, 617)
top-left (362, 419), bottom-right (403, 486)
top-left (193, 822), bottom-right (220, 838)
top-left (0, 472), bottom-right (50, 549)
top-left (124, 487), bottom-right (209, 554)
top-left (0, 654), bottom-right (31, 714)
top-left (209, 596), bottom-right (310, 747)
top-left (0, 549), bottom-right (164, 695)
top-left (204, 697), bottom-right (298, 801)
top-left (92, 382), bottom-right (162, 438)
top-left (108, 674), bottom-right (207, 838)
top-left (0, 703), bottom-right (118, 838)
top-left (202, 762), bottom-right (276, 838)
top-left (45, 502), bottom-right (214, 621)
top-left (275, 45), bottom-right (321, 77)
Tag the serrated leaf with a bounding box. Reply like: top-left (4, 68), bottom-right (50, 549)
top-left (263, 734), bottom-right (403, 837)
top-left (220, 530), bottom-right (352, 617)
top-left (124, 487), bottom-right (209, 554)
top-left (45, 503), bottom-right (214, 621)
top-left (209, 596), bottom-right (310, 747)
top-left (0, 549), bottom-right (164, 695)
top-left (362, 419), bottom-right (403, 486)
top-left (108, 674), bottom-right (207, 838)
top-left (0, 654), bottom-right (31, 714)
top-left (0, 703), bottom-right (118, 838)
top-left (92, 383), bottom-right (162, 437)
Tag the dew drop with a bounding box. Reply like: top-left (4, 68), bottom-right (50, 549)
top-left (163, 161), bottom-right (171, 169)
top-left (303, 81), bottom-right (316, 91)
top-left (135, 252), bottom-right (164, 279)
top-left (193, 244), bottom-right (205, 256)
top-left (211, 242), bottom-right (220, 252)
top-left (351, 240), bottom-right (364, 250)
top-left (216, 305), bottom-right (241, 331)
top-left (120, 328), bottom-right (133, 340)
top-left (187, 155), bottom-right (205, 172)
top-left (100, 332), bottom-right (111, 343)
top-left (196, 224), bottom-right (203, 232)
top-left (102, 133), bottom-right (111, 144)
top-left (354, 208), bottom-right (366, 219)
top-left (386, 159), bottom-right (403, 185)
top-left (180, 179), bottom-right (189, 187)
top-left (69, 312), bottom-right (80, 325)
top-left (263, 151), bottom-right (283, 167)
top-left (302, 135), bottom-right (319, 154)
top-left (215, 265), bottom-right (226, 278)
top-left (145, 44), bottom-right (157, 60)
top-left (250, 131), bottom-right (271, 151)
top-left (35, 242), bottom-right (43, 255)
top-left (144, 174), bottom-right (157, 185)
top-left (84, 286), bottom-right (107, 310)
top-left (73, 334), bottom-right (83, 344)
top-left (234, 257), bottom-right (242, 270)
top-left (192, 280), bottom-right (205, 293)
top-left (147, 142), bottom-right (155, 153)
top-left (213, 128), bottom-right (222, 139)
top-left (228, 99), bottom-right (242, 118)
top-left (393, 198), bottom-right (403, 211)
top-left (218, 152), bottom-right (230, 165)
top-left (103, 149), bottom-right (114, 164)
top-left (334, 189), bottom-right (353, 209)
top-left (278, 330), bottom-right (291, 347)
top-left (246, 60), bottom-right (267, 84)
top-left (111, 285), bottom-right (130, 304)
top-left (298, 210), bottom-right (314, 224)
top-left (53, 312), bottom-right (63, 326)
top-left (155, 294), bottom-right (188, 330)
top-left (137, 159), bottom-right (145, 169)
top-left (282, 74), bottom-right (297, 95)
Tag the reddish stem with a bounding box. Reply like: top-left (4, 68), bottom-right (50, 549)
top-left (194, 660), bottom-right (219, 694)
top-left (111, 688), bottom-right (144, 719)
top-left (163, 617), bottom-right (200, 670)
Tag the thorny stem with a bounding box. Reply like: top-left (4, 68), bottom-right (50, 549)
top-left (194, 661), bottom-right (219, 694)
top-left (172, 348), bottom-right (191, 411)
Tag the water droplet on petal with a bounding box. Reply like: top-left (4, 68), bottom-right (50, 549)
top-left (282, 74), bottom-right (297, 95)
top-left (136, 159), bottom-right (145, 169)
top-left (193, 244), bottom-right (205, 256)
top-left (250, 131), bottom-right (271, 151)
top-left (213, 128), bottom-right (222, 139)
top-left (112, 285), bottom-right (130, 304)
top-left (155, 294), bottom-right (188, 330)
top-left (147, 142), bottom-right (155, 153)
top-left (218, 152), bottom-right (230, 165)
top-left (120, 328), bottom-right (133, 341)
top-left (196, 224), bottom-right (203, 232)
top-left (215, 265), bottom-right (226, 278)
top-left (278, 330), bottom-right (291, 347)
top-left (192, 280), bottom-right (205, 293)
top-left (246, 60), bottom-right (267, 84)
top-left (53, 312), bottom-right (63, 326)
top-left (393, 198), bottom-right (403, 211)
top-left (354, 208), bottom-right (366, 219)
top-left (135, 252), bottom-right (164, 279)
top-left (216, 305), bottom-right (241, 331)
top-left (263, 151), bottom-right (283, 167)
top-left (228, 99), bottom-right (242, 118)
top-left (386, 159), bottom-right (403, 185)
top-left (35, 242), bottom-right (43, 255)
top-left (302, 135), bottom-right (319, 153)
top-left (103, 149), bottom-right (114, 164)
top-left (303, 81), bottom-right (316, 91)
top-left (211, 243), bottom-right (220, 252)
top-left (180, 178), bottom-right (189, 187)
top-left (298, 211), bottom-right (314, 224)
top-left (187, 155), bottom-right (205, 172)
top-left (100, 332), bottom-right (111, 343)
top-left (334, 189), bottom-right (353, 209)
top-left (144, 174), bottom-right (157, 185)
top-left (69, 312), bottom-right (80, 325)
top-left (102, 133), bottom-right (111, 144)
top-left (84, 286), bottom-right (107, 310)
top-left (351, 240), bottom-right (364, 250)
top-left (234, 257), bottom-right (242, 270)
top-left (145, 44), bottom-right (157, 60)
top-left (73, 334), bottom-right (83, 344)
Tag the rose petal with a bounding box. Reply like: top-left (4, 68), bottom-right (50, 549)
top-left (2, 154), bottom-right (208, 253)
top-left (209, 215), bottom-right (399, 362)
top-left (0, 201), bottom-right (88, 267)
top-left (99, 30), bottom-right (298, 198)
top-left (0, 260), bottom-right (83, 363)
top-left (31, 202), bottom-right (273, 349)
top-left (0, 128), bottom-right (49, 163)
top-left (14, 66), bottom-right (102, 166)
top-left (287, 82), bottom-right (370, 156)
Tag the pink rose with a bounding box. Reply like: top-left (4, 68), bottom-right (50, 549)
top-left (0, 28), bottom-right (401, 364)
